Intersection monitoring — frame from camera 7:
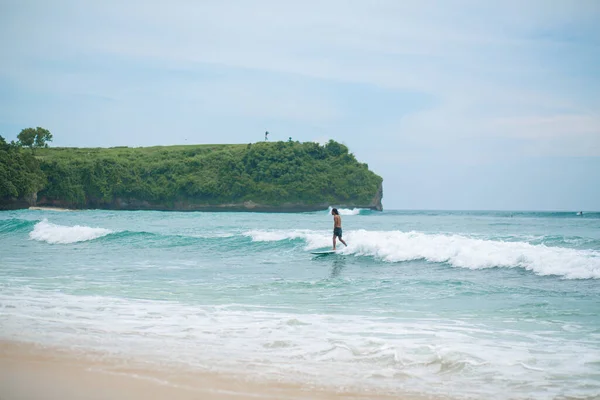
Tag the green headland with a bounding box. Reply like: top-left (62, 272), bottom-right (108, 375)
top-left (1, 138), bottom-right (383, 212)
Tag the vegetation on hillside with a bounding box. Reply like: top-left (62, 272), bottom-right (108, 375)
top-left (0, 135), bottom-right (46, 200)
top-left (34, 140), bottom-right (382, 208)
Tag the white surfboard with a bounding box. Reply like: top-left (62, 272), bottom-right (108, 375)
top-left (310, 250), bottom-right (337, 255)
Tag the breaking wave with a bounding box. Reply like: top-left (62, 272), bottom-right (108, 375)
top-left (29, 219), bottom-right (113, 244)
top-left (246, 229), bottom-right (600, 279)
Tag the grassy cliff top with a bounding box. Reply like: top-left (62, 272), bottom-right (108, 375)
top-left (36, 143), bottom-right (247, 159)
top-left (34, 140), bottom-right (383, 210)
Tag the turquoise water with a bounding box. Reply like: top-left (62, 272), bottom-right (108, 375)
top-left (1, 208), bottom-right (599, 399)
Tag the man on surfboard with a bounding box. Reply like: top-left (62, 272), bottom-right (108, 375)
top-left (331, 208), bottom-right (347, 250)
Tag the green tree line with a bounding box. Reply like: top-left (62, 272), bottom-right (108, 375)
top-left (0, 135), bottom-right (47, 200)
top-left (2, 137), bottom-right (383, 209)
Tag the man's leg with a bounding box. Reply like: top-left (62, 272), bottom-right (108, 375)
top-left (339, 237), bottom-right (347, 247)
top-left (333, 235), bottom-right (337, 250)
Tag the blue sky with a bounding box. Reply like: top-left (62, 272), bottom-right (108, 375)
top-left (1, 0), bottom-right (599, 210)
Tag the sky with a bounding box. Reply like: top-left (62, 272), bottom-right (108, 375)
top-left (1, 0), bottom-right (599, 211)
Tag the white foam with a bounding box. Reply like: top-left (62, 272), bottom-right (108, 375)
top-left (245, 228), bottom-right (600, 279)
top-left (244, 229), bottom-right (331, 250)
top-left (29, 219), bottom-right (113, 244)
top-left (1, 288), bottom-right (598, 399)
top-left (327, 206), bottom-right (364, 216)
top-left (344, 230), bottom-right (600, 279)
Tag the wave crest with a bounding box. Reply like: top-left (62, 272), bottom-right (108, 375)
top-left (0, 218), bottom-right (37, 234)
top-left (244, 229), bottom-right (600, 279)
top-left (327, 206), bottom-right (367, 216)
top-left (346, 230), bottom-right (600, 279)
top-left (29, 219), bottom-right (113, 244)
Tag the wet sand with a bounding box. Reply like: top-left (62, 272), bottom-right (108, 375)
top-left (0, 341), bottom-right (426, 400)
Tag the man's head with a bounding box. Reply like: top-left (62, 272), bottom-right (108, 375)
top-left (331, 208), bottom-right (339, 215)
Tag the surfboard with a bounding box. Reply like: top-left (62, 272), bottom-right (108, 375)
top-left (310, 250), bottom-right (337, 255)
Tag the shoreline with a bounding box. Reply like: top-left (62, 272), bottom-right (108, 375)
top-left (25, 202), bottom-right (383, 214)
top-left (0, 340), bottom-right (431, 400)
top-left (20, 204), bottom-right (376, 213)
top-left (28, 206), bottom-right (73, 212)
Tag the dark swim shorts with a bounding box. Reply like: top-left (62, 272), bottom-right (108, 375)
top-left (333, 227), bottom-right (343, 238)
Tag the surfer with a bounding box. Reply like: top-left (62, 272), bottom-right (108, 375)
top-left (331, 208), bottom-right (347, 250)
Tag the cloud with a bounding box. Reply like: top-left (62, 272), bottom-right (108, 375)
top-left (3, 2), bottom-right (597, 137)
top-left (493, 115), bottom-right (600, 139)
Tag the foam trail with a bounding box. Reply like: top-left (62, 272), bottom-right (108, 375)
top-left (2, 288), bottom-right (599, 399)
top-left (29, 219), bottom-right (113, 244)
top-left (244, 229), bottom-right (331, 249)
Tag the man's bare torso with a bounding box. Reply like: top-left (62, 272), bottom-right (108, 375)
top-left (333, 214), bottom-right (342, 228)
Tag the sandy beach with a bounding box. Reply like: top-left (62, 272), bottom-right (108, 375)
top-left (0, 341), bottom-right (426, 400)
top-left (28, 206), bottom-right (73, 212)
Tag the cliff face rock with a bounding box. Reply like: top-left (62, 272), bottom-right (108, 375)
top-left (0, 197), bottom-right (33, 210)
top-left (0, 193), bottom-right (37, 211)
top-left (369, 184), bottom-right (384, 211)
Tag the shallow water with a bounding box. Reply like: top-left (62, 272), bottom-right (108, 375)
top-left (1, 208), bottom-right (599, 399)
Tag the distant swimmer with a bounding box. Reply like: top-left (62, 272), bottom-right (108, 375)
top-left (331, 208), bottom-right (347, 250)
top-left (578, 211), bottom-right (583, 216)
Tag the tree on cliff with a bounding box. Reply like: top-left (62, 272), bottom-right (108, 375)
top-left (17, 127), bottom-right (53, 153)
top-left (0, 135), bottom-right (46, 200)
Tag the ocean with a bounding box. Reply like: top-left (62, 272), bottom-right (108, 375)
top-left (1, 208), bottom-right (599, 399)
